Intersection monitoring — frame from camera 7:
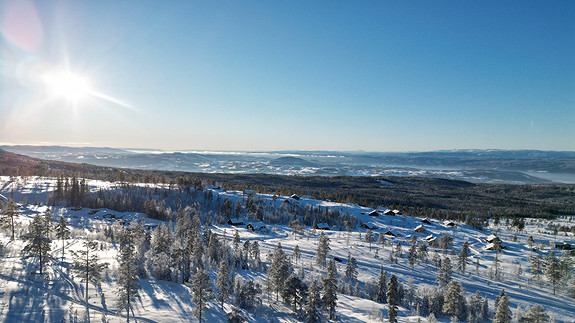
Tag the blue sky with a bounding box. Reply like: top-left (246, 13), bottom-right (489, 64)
top-left (1, 0), bottom-right (574, 151)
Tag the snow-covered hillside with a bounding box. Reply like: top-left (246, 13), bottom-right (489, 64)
top-left (0, 176), bottom-right (574, 322)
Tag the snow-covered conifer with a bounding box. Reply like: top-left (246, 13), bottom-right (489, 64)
top-left (268, 242), bottom-right (291, 300)
top-left (457, 241), bottom-right (470, 273)
top-left (216, 260), bottom-right (231, 310)
top-left (387, 274), bottom-right (399, 323)
top-left (304, 281), bottom-right (321, 323)
top-left (316, 231), bottom-right (330, 267)
top-left (116, 228), bottom-right (140, 323)
top-left (190, 269), bottom-right (214, 323)
top-left (345, 255), bottom-right (358, 283)
top-left (322, 259), bottom-right (338, 320)
top-left (282, 274), bottom-right (307, 313)
top-left (442, 280), bottom-right (465, 322)
top-left (493, 292), bottom-right (511, 323)
top-left (1, 198), bottom-right (19, 240)
top-left (437, 257), bottom-right (452, 288)
top-left (22, 213), bottom-right (52, 274)
top-left (55, 215), bottom-right (70, 259)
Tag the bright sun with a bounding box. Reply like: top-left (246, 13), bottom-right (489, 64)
top-left (42, 69), bottom-right (93, 102)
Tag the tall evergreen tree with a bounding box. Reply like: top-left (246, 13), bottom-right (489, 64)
top-left (22, 213), bottom-right (52, 274)
top-left (304, 281), bottom-right (322, 323)
top-left (268, 242), bottom-right (291, 300)
top-left (345, 255), bottom-right (358, 283)
top-left (442, 280), bottom-right (465, 322)
top-left (376, 266), bottom-right (388, 303)
top-left (408, 236), bottom-right (418, 267)
top-left (116, 228), bottom-right (140, 323)
top-left (437, 257), bottom-right (452, 288)
top-left (316, 232), bottom-right (330, 267)
top-left (545, 251), bottom-right (562, 295)
top-left (282, 274), bottom-right (307, 313)
top-left (190, 269), bottom-right (214, 323)
top-left (387, 274), bottom-right (399, 323)
top-left (55, 215), bottom-right (70, 260)
top-left (216, 260), bottom-right (231, 310)
top-left (417, 243), bottom-right (428, 262)
top-left (322, 259), bottom-right (338, 320)
top-left (365, 229), bottom-right (375, 250)
top-left (493, 293), bottom-right (511, 323)
top-left (71, 240), bottom-right (109, 322)
top-left (1, 198), bottom-right (19, 240)
top-left (457, 241), bottom-right (470, 273)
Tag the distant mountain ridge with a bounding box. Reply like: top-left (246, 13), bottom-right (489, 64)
top-left (2, 145), bottom-right (575, 183)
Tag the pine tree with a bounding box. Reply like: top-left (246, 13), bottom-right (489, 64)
top-left (437, 257), bottom-right (452, 288)
top-left (468, 290), bottom-right (483, 323)
top-left (408, 236), bottom-right (418, 267)
top-left (387, 274), bottom-right (399, 323)
top-left (457, 241), bottom-right (470, 273)
top-left (268, 242), bottom-right (291, 300)
top-left (1, 198), bottom-right (19, 240)
top-left (41, 208), bottom-right (54, 238)
top-left (345, 255), bottom-right (358, 283)
top-left (442, 280), bottom-right (465, 322)
top-left (376, 266), bottom-right (388, 303)
top-left (545, 251), bottom-right (562, 295)
top-left (521, 305), bottom-right (549, 323)
top-left (216, 260), bottom-right (231, 310)
top-left (116, 228), bottom-right (140, 323)
top-left (417, 243), bottom-right (428, 262)
top-left (55, 215), bottom-right (70, 260)
top-left (481, 295), bottom-right (489, 321)
top-left (322, 259), bottom-right (338, 320)
top-left (190, 269), bottom-right (214, 323)
top-left (22, 213), bottom-right (52, 275)
top-left (316, 232), bottom-right (330, 267)
top-left (71, 240), bottom-right (109, 322)
top-left (493, 292), bottom-right (511, 323)
top-left (237, 279), bottom-right (260, 310)
top-left (365, 229), bottom-right (375, 250)
top-left (530, 254), bottom-right (544, 284)
top-left (304, 281), bottom-right (321, 323)
top-left (293, 245), bottom-right (301, 264)
top-left (282, 274), bottom-right (307, 313)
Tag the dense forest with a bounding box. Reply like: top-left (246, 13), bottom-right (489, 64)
top-left (2, 148), bottom-right (574, 220)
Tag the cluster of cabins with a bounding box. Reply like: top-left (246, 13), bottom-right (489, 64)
top-left (227, 219), bottom-right (270, 233)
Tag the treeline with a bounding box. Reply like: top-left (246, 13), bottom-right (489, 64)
top-left (2, 148), bottom-right (575, 220)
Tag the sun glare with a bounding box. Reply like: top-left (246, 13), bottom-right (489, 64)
top-left (42, 69), bottom-right (93, 102)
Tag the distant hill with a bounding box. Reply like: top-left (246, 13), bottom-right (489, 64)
top-left (269, 156), bottom-right (318, 167)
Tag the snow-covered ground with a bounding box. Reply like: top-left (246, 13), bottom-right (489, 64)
top-left (0, 176), bottom-right (574, 322)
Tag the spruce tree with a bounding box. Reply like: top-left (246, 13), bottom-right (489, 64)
top-left (408, 236), bottom-right (418, 267)
top-left (116, 228), bottom-right (140, 323)
top-left (376, 266), bottom-right (388, 303)
top-left (268, 242), bottom-right (291, 300)
top-left (322, 259), bottom-right (338, 320)
top-left (457, 241), bottom-right (470, 273)
top-left (493, 293), bottom-right (511, 323)
top-left (282, 274), bottom-right (307, 313)
top-left (365, 229), bottom-right (375, 250)
top-left (521, 305), bottom-right (549, 323)
top-left (71, 240), bottom-right (109, 322)
top-left (442, 280), bottom-right (465, 322)
top-left (345, 255), bottom-right (358, 283)
top-left (1, 198), bottom-right (19, 240)
top-left (387, 274), bottom-right (399, 323)
top-left (190, 269), bottom-right (214, 323)
top-left (545, 251), bottom-right (562, 295)
top-left (417, 243), bottom-right (428, 262)
top-left (293, 245), bottom-right (301, 264)
top-left (437, 257), bottom-right (452, 288)
top-left (316, 232), bottom-right (330, 267)
top-left (216, 260), bottom-right (231, 310)
top-left (22, 213), bottom-right (52, 275)
top-left (304, 281), bottom-right (321, 323)
top-left (55, 215), bottom-right (70, 260)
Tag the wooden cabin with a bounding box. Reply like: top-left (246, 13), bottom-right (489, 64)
top-left (368, 210), bottom-right (379, 217)
top-left (414, 225), bottom-right (426, 233)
